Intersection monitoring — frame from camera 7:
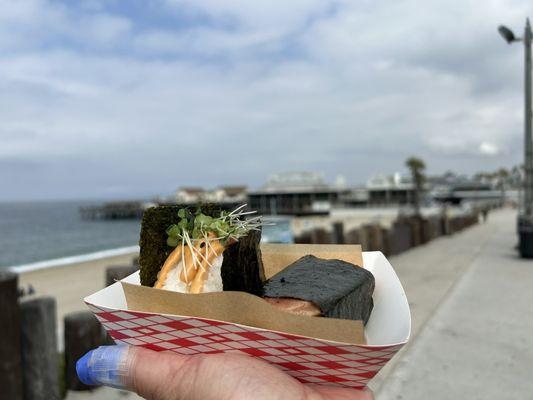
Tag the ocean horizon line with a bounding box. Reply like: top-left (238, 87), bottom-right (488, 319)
top-left (7, 245), bottom-right (139, 274)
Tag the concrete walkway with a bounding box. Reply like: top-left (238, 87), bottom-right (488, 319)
top-left (373, 208), bottom-right (533, 399)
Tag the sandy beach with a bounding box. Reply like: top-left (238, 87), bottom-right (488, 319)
top-left (18, 252), bottom-right (139, 332)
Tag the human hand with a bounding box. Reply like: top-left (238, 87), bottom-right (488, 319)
top-left (77, 345), bottom-right (373, 400)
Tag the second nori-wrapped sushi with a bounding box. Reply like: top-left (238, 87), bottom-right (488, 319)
top-left (262, 255), bottom-right (375, 324)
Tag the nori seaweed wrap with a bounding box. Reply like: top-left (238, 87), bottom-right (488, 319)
top-left (262, 255), bottom-right (375, 324)
top-left (221, 229), bottom-right (265, 295)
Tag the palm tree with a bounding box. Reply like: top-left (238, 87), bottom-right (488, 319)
top-left (497, 167), bottom-right (510, 205)
top-left (406, 157), bottom-right (426, 216)
top-left (511, 165), bottom-right (522, 187)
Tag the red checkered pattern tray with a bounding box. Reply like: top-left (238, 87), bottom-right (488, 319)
top-left (87, 303), bottom-right (403, 389)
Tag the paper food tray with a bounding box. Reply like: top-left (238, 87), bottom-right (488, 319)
top-left (85, 251), bottom-right (410, 389)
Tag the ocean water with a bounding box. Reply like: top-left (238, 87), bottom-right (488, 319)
top-left (0, 201), bottom-right (141, 269)
top-left (0, 201), bottom-right (291, 271)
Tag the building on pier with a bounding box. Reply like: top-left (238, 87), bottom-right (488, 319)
top-left (364, 172), bottom-right (417, 206)
top-left (248, 172), bottom-right (350, 216)
top-left (174, 186), bottom-right (247, 205)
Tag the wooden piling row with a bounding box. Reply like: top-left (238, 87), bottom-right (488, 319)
top-left (0, 259), bottom-right (139, 397)
top-left (293, 212), bottom-right (480, 256)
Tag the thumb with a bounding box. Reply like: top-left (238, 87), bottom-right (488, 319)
top-left (76, 345), bottom-right (191, 399)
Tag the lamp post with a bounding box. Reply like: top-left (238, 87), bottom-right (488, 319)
top-left (498, 19), bottom-right (533, 257)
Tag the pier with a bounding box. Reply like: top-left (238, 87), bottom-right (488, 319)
top-left (79, 200), bottom-right (245, 220)
top-left (79, 201), bottom-right (148, 220)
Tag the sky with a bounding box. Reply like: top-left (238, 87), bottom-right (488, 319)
top-left (1, 0), bottom-right (532, 201)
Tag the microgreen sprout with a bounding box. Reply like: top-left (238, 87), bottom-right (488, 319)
top-left (166, 204), bottom-right (266, 250)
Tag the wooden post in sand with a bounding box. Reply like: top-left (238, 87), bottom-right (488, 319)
top-left (105, 265), bottom-right (138, 287)
top-left (332, 222), bottom-right (345, 244)
top-left (64, 311), bottom-right (105, 391)
top-left (20, 296), bottom-right (60, 400)
top-left (310, 228), bottom-right (332, 244)
top-left (0, 271), bottom-right (23, 400)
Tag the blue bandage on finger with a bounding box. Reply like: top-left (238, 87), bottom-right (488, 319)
top-left (76, 345), bottom-right (135, 389)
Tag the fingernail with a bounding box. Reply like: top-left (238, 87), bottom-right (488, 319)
top-left (76, 345), bottom-right (134, 389)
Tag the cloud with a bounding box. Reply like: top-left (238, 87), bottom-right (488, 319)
top-left (163, 0), bottom-right (334, 31)
top-left (0, 0), bottom-right (532, 200)
top-left (78, 13), bottom-right (132, 46)
top-left (479, 141), bottom-right (500, 156)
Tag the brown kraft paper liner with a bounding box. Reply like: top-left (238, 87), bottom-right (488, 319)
top-left (123, 244), bottom-right (366, 344)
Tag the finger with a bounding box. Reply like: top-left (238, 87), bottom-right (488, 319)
top-left (128, 346), bottom-right (195, 399)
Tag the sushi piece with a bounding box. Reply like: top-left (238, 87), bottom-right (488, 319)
top-left (139, 204), bottom-right (265, 296)
top-left (262, 255), bottom-right (375, 324)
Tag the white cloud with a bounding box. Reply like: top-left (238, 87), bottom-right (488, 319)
top-left (78, 13), bottom-right (132, 46)
top-left (0, 0), bottom-right (531, 200)
top-left (479, 141), bottom-right (501, 156)
top-left (163, 0), bottom-right (332, 31)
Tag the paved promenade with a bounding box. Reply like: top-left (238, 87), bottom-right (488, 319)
top-left (373, 208), bottom-right (533, 399)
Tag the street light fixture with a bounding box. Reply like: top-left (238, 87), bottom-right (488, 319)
top-left (498, 19), bottom-right (533, 257)
top-left (498, 25), bottom-right (519, 43)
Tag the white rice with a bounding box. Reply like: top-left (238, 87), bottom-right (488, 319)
top-left (162, 254), bottom-right (224, 293)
